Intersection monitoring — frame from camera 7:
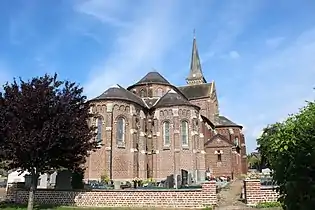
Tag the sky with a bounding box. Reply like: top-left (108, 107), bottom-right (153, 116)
top-left (0, 0), bottom-right (315, 153)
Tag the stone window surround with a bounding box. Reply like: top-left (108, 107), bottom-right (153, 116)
top-left (180, 120), bottom-right (189, 147)
top-left (162, 121), bottom-right (171, 147)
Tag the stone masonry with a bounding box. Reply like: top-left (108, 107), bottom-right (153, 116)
top-left (7, 182), bottom-right (217, 208)
top-left (84, 35), bottom-right (248, 182)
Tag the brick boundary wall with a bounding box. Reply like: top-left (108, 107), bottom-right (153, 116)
top-left (6, 182), bottom-right (217, 209)
top-left (244, 179), bottom-right (279, 206)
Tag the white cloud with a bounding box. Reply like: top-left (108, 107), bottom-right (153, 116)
top-left (75, 0), bottom-right (182, 98)
top-left (265, 36), bottom-right (285, 48)
top-left (75, 0), bottom-right (133, 28)
top-left (221, 28), bottom-right (315, 152)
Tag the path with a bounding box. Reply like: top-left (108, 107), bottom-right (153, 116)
top-left (216, 179), bottom-right (251, 210)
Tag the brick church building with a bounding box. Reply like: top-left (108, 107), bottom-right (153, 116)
top-left (85, 36), bottom-right (247, 182)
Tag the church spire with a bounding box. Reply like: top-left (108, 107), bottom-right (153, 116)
top-left (186, 31), bottom-right (207, 85)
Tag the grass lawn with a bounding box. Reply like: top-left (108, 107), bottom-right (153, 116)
top-left (0, 203), bottom-right (170, 210)
top-left (0, 203), bottom-right (146, 210)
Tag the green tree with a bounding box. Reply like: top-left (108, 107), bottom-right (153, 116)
top-left (247, 153), bottom-right (261, 170)
top-left (257, 101), bottom-right (315, 210)
top-left (0, 74), bottom-right (97, 210)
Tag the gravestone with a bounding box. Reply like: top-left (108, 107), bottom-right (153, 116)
top-left (48, 172), bottom-right (57, 188)
top-left (181, 169), bottom-right (188, 185)
top-left (176, 174), bottom-right (181, 188)
top-left (37, 173), bottom-right (48, 189)
top-left (55, 170), bottom-right (72, 190)
top-left (187, 172), bottom-right (193, 185)
top-left (166, 175), bottom-right (174, 188)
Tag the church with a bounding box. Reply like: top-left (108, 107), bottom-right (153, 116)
top-left (85, 36), bottom-right (247, 182)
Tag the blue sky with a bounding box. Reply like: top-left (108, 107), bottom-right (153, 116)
top-left (0, 0), bottom-right (315, 152)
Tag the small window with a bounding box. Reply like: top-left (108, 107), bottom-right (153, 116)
top-left (181, 121), bottom-right (188, 146)
top-left (217, 154), bottom-right (222, 162)
top-left (37, 178), bottom-right (41, 186)
top-left (148, 88), bottom-right (153, 97)
top-left (234, 137), bottom-right (239, 146)
top-left (116, 117), bottom-right (125, 145)
top-left (163, 121), bottom-right (170, 146)
top-left (140, 89), bottom-right (146, 97)
top-left (157, 88), bottom-right (163, 97)
top-left (96, 118), bottom-right (103, 144)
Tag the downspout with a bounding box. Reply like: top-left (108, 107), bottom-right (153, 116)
top-left (109, 107), bottom-right (114, 180)
top-left (173, 121), bottom-right (177, 189)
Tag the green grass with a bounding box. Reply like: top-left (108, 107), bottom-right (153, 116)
top-left (255, 201), bottom-right (282, 208)
top-left (0, 203), bottom-right (166, 210)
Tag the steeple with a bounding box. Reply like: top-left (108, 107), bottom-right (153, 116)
top-left (186, 31), bottom-right (207, 85)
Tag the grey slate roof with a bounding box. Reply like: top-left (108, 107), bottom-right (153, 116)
top-left (154, 90), bottom-right (199, 109)
top-left (128, 72), bottom-right (171, 89)
top-left (177, 83), bottom-right (212, 99)
top-left (214, 115), bottom-right (241, 128)
top-left (91, 85), bottom-right (146, 107)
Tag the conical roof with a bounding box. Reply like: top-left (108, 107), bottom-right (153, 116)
top-left (186, 36), bottom-right (207, 84)
top-left (91, 85), bottom-right (146, 107)
top-left (154, 89), bottom-right (199, 109)
top-left (128, 71), bottom-right (170, 89)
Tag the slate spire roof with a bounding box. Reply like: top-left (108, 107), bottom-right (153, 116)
top-left (186, 34), bottom-right (207, 85)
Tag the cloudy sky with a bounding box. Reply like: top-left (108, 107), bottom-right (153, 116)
top-left (0, 0), bottom-right (314, 152)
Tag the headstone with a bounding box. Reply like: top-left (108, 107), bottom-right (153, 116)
top-left (166, 175), bottom-right (174, 188)
top-left (114, 181), bottom-right (121, 189)
top-left (55, 170), bottom-right (72, 190)
top-left (262, 168), bottom-right (271, 175)
top-left (187, 172), bottom-right (192, 185)
top-left (176, 174), bottom-right (181, 188)
top-left (37, 173), bottom-right (48, 189)
top-left (24, 175), bottom-right (32, 188)
top-left (49, 172), bottom-right (57, 187)
top-left (181, 169), bottom-right (188, 185)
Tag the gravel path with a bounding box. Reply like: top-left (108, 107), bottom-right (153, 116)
top-left (216, 180), bottom-right (282, 210)
top-left (216, 179), bottom-right (252, 210)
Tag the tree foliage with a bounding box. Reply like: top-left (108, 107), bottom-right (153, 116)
top-left (247, 153), bottom-right (261, 170)
top-left (0, 74), bottom-right (97, 209)
top-left (257, 101), bottom-right (315, 210)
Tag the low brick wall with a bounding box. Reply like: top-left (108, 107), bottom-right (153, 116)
top-left (244, 179), bottom-right (279, 206)
top-left (7, 182), bottom-right (217, 208)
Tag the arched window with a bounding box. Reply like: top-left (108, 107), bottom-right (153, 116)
top-left (116, 117), bottom-right (125, 145)
top-left (140, 89), bottom-right (145, 97)
top-left (234, 137), bottom-right (239, 146)
top-left (157, 88), bottom-right (163, 97)
top-left (218, 154), bottom-right (222, 162)
top-left (181, 121), bottom-right (189, 146)
top-left (163, 121), bottom-right (170, 146)
top-left (96, 118), bottom-right (103, 144)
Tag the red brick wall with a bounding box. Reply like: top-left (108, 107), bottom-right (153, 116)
top-left (244, 179), bottom-right (279, 206)
top-left (7, 182), bottom-right (217, 208)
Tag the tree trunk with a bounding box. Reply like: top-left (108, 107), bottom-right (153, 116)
top-left (27, 172), bottom-right (38, 210)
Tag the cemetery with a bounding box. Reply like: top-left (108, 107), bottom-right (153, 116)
top-left (3, 169), bottom-right (228, 208)
top-left (1, 167), bottom-right (284, 208)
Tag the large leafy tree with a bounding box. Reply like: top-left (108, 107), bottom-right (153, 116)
top-left (0, 74), bottom-right (97, 210)
top-left (257, 101), bottom-right (315, 210)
